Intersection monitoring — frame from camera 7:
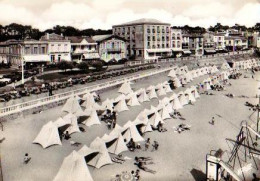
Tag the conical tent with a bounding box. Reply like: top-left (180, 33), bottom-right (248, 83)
top-left (172, 77), bottom-right (181, 88)
top-left (221, 62), bottom-right (231, 70)
top-left (133, 117), bottom-right (153, 133)
top-left (63, 113), bottom-right (80, 134)
top-left (89, 137), bottom-right (112, 169)
top-left (53, 150), bottom-right (93, 181)
top-left (109, 124), bottom-right (124, 136)
top-left (122, 121), bottom-right (144, 143)
top-left (126, 92), bottom-right (140, 106)
top-left (101, 98), bottom-right (114, 111)
top-left (62, 96), bottom-right (83, 115)
top-left (156, 84), bottom-right (167, 96)
top-left (160, 98), bottom-right (174, 114)
top-left (184, 88), bottom-right (196, 103)
top-left (149, 110), bottom-right (163, 127)
top-left (168, 69), bottom-right (177, 78)
top-left (169, 93), bottom-right (183, 110)
top-left (162, 81), bottom-right (172, 93)
top-left (136, 88), bottom-right (150, 103)
top-left (158, 105), bottom-right (172, 120)
top-left (113, 95), bottom-right (129, 112)
top-left (33, 121), bottom-right (62, 149)
top-left (82, 110), bottom-right (101, 127)
top-left (178, 92), bottom-right (189, 106)
top-left (78, 145), bottom-right (100, 164)
top-left (118, 81), bottom-right (133, 95)
top-left (190, 86), bottom-right (200, 99)
top-left (102, 133), bottom-right (128, 155)
top-left (81, 93), bottom-right (96, 109)
top-left (147, 86), bottom-right (158, 99)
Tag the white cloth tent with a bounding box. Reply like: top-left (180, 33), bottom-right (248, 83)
top-left (101, 98), bottom-right (114, 111)
top-left (178, 92), bottom-right (189, 106)
top-left (136, 88), bottom-right (150, 103)
top-left (102, 133), bottom-right (128, 155)
top-left (158, 104), bottom-right (172, 120)
top-left (190, 86), bottom-right (200, 99)
top-left (53, 150), bottom-right (93, 181)
top-left (81, 93), bottom-right (96, 109)
top-left (133, 117), bottom-right (153, 133)
top-left (156, 83), bottom-right (167, 96)
top-left (62, 96), bottom-right (83, 115)
top-left (82, 110), bottom-right (101, 127)
top-left (63, 113), bottom-right (80, 134)
top-left (168, 69), bottom-right (177, 78)
top-left (184, 88), bottom-right (196, 103)
top-left (122, 121), bottom-right (144, 143)
top-left (146, 85), bottom-right (158, 99)
top-left (89, 137), bottom-right (112, 169)
top-left (113, 95), bottom-right (129, 112)
top-left (126, 92), bottom-right (141, 106)
top-left (162, 81), bottom-right (172, 93)
top-left (33, 121), bottom-right (62, 149)
top-left (118, 81), bottom-right (133, 95)
top-left (221, 62), bottom-right (231, 70)
top-left (148, 109), bottom-right (163, 127)
top-left (172, 77), bottom-right (181, 88)
top-left (170, 93), bottom-right (183, 110)
top-left (109, 124), bottom-right (124, 136)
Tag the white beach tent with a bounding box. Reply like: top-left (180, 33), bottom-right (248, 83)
top-left (109, 124), bottom-right (124, 136)
top-left (113, 95), bottom-right (129, 112)
top-left (148, 108), bottom-right (163, 127)
top-left (184, 88), bottom-right (196, 103)
top-left (81, 92), bottom-right (96, 108)
top-left (126, 92), bottom-right (141, 107)
top-left (168, 69), bottom-right (177, 78)
top-left (63, 113), bottom-right (80, 135)
top-left (133, 117), bottom-right (153, 134)
top-left (89, 137), bottom-right (113, 169)
top-left (62, 95), bottom-right (84, 115)
top-left (172, 77), bottom-right (181, 88)
top-left (101, 98), bottom-right (114, 111)
top-left (53, 150), bottom-right (93, 181)
top-left (156, 83), bottom-right (167, 96)
top-left (146, 85), bottom-right (158, 99)
top-left (122, 121), bottom-right (144, 143)
top-left (78, 145), bottom-right (100, 166)
top-left (33, 121), bottom-right (62, 149)
top-left (160, 97), bottom-right (174, 113)
top-left (102, 133), bottom-right (128, 155)
top-left (118, 81), bottom-right (133, 95)
top-left (191, 70), bottom-right (198, 79)
top-left (162, 81), bottom-right (172, 93)
top-left (221, 62), bottom-right (231, 70)
top-left (136, 88), bottom-right (150, 103)
top-left (82, 110), bottom-right (101, 127)
top-left (178, 91), bottom-right (189, 106)
top-left (158, 103), bottom-right (172, 120)
top-left (170, 93), bottom-right (183, 110)
top-left (190, 86), bottom-right (200, 99)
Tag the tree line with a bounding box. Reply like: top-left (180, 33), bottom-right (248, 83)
top-left (0, 23), bottom-right (112, 41)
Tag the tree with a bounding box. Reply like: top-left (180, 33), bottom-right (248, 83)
top-left (77, 62), bottom-right (89, 72)
top-left (91, 60), bottom-right (104, 71)
top-left (57, 61), bottom-right (73, 72)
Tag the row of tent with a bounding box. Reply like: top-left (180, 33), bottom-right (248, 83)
top-left (52, 65), bottom-right (233, 181)
top-left (221, 58), bottom-right (259, 71)
top-left (33, 65), bottom-right (221, 149)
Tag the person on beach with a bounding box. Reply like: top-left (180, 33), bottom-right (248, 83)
top-left (136, 161), bottom-right (156, 174)
top-left (127, 138), bottom-right (136, 151)
top-left (24, 153), bottom-right (31, 164)
top-left (211, 117), bottom-right (215, 125)
top-left (64, 131), bottom-right (71, 140)
top-left (151, 141), bottom-right (159, 151)
top-left (145, 138), bottom-right (150, 151)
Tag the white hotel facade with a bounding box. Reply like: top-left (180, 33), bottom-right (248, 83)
top-left (113, 19), bottom-right (172, 60)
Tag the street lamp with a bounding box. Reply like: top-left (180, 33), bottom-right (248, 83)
top-left (21, 56), bottom-right (24, 84)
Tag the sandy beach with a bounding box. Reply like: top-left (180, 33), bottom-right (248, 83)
top-left (1, 66), bottom-right (260, 181)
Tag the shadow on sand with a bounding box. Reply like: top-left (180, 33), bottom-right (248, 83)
top-left (190, 168), bottom-right (207, 181)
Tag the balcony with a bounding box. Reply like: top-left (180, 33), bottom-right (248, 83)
top-left (107, 48), bottom-right (122, 53)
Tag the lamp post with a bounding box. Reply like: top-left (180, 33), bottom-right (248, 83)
top-left (257, 95), bottom-right (260, 141)
top-left (21, 57), bottom-right (24, 84)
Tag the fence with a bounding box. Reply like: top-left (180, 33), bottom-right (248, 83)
top-left (0, 67), bottom-right (172, 117)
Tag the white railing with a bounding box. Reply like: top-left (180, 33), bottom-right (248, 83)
top-left (0, 67), bottom-right (172, 117)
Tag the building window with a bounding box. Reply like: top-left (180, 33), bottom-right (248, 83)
top-left (153, 36), bottom-right (155, 41)
top-left (147, 28), bottom-right (150, 33)
top-left (58, 55), bottom-right (61, 62)
top-left (51, 55), bottom-right (55, 62)
top-left (162, 44), bottom-right (165, 48)
top-left (166, 44), bottom-right (169, 48)
top-left (41, 47), bottom-right (45, 54)
top-left (25, 47), bottom-right (30, 54)
top-left (33, 47), bottom-right (38, 54)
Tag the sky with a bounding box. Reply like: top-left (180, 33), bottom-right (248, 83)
top-left (0, 0), bottom-right (259, 30)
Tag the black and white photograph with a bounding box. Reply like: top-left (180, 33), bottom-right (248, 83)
top-left (0, 0), bottom-right (260, 180)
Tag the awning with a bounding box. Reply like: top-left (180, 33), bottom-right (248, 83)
top-left (171, 49), bottom-right (183, 52)
top-left (147, 48), bottom-right (172, 53)
top-left (23, 55), bottom-right (50, 62)
top-left (205, 49), bottom-right (216, 53)
top-left (182, 50), bottom-right (191, 54)
top-left (83, 53), bottom-right (100, 59)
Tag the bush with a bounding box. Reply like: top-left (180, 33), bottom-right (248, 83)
top-left (57, 61), bottom-right (73, 72)
top-left (77, 62), bottom-right (89, 72)
top-left (118, 58), bottom-right (128, 64)
top-left (91, 60), bottom-right (104, 71)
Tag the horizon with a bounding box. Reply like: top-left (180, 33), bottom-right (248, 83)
top-left (0, 0), bottom-right (259, 31)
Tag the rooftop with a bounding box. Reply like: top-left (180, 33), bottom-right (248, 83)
top-left (66, 36), bottom-right (96, 44)
top-left (92, 34), bottom-right (127, 42)
top-left (113, 18), bottom-right (170, 27)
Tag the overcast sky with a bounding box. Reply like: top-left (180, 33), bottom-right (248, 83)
top-left (0, 0), bottom-right (259, 30)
